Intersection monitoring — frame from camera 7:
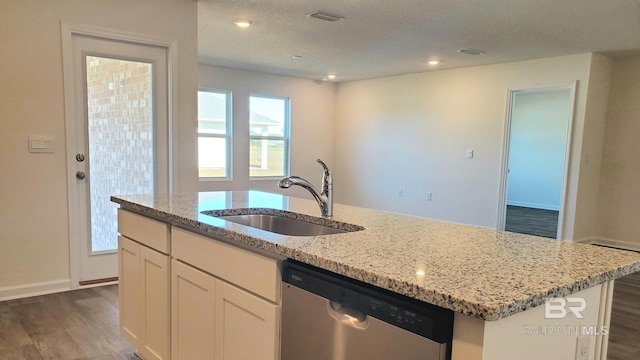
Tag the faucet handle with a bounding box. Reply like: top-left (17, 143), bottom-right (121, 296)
top-left (316, 159), bottom-right (330, 174)
top-left (317, 159), bottom-right (332, 193)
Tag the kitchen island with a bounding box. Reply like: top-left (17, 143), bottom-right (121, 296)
top-left (112, 191), bottom-right (640, 360)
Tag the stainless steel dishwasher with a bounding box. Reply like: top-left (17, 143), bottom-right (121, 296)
top-left (282, 260), bottom-right (454, 360)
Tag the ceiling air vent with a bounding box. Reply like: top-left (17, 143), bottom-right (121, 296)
top-left (309, 11), bottom-right (345, 22)
top-left (457, 48), bottom-right (486, 56)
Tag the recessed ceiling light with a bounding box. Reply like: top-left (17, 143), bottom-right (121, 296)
top-left (327, 74), bottom-right (337, 80)
top-left (233, 20), bottom-right (252, 28)
top-left (428, 60), bottom-right (440, 65)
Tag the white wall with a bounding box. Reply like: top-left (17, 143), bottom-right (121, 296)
top-left (0, 0), bottom-right (197, 296)
top-left (507, 90), bottom-right (572, 211)
top-left (594, 54), bottom-right (640, 249)
top-left (197, 65), bottom-right (337, 199)
top-left (334, 54), bottom-right (596, 236)
top-left (572, 54), bottom-right (612, 242)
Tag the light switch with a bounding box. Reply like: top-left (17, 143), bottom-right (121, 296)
top-left (466, 149), bottom-right (474, 159)
top-left (28, 135), bottom-right (54, 153)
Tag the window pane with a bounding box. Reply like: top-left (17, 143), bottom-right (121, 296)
top-left (198, 91), bottom-right (227, 135)
top-left (198, 137), bottom-right (227, 178)
top-left (249, 96), bottom-right (286, 137)
top-left (86, 56), bottom-right (153, 252)
top-left (249, 139), bottom-right (285, 177)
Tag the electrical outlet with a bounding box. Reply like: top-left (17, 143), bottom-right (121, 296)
top-left (398, 189), bottom-right (403, 197)
top-left (575, 335), bottom-right (590, 360)
top-left (426, 192), bottom-right (432, 201)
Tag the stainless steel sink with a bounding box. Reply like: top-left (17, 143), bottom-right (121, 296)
top-left (202, 209), bottom-right (364, 236)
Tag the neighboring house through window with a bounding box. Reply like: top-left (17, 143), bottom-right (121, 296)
top-left (249, 94), bottom-right (290, 178)
top-left (198, 89), bottom-right (232, 179)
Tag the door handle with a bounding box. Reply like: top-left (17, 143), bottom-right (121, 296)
top-left (76, 171), bottom-right (86, 180)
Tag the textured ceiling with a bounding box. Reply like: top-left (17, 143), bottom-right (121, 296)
top-left (198, 0), bottom-right (640, 82)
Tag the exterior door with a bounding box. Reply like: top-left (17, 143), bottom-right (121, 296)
top-left (64, 32), bottom-right (169, 285)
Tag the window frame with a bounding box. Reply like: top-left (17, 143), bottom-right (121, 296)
top-left (248, 93), bottom-right (291, 180)
top-left (197, 88), bottom-right (233, 181)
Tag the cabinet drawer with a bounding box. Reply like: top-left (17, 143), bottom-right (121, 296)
top-left (118, 209), bottom-right (170, 254)
top-left (172, 227), bottom-right (281, 303)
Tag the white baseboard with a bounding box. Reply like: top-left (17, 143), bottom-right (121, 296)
top-left (573, 237), bottom-right (595, 244)
top-left (575, 237), bottom-right (640, 252)
top-left (506, 200), bottom-right (560, 211)
top-left (0, 279), bottom-right (71, 301)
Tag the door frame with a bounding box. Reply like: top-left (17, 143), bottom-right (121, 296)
top-left (61, 22), bottom-right (178, 289)
top-left (496, 81), bottom-right (577, 239)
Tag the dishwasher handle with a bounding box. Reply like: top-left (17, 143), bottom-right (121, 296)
top-left (328, 300), bottom-right (369, 330)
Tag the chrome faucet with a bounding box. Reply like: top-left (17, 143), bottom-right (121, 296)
top-left (278, 159), bottom-right (333, 217)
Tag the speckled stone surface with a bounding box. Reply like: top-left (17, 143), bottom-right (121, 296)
top-left (111, 191), bottom-right (640, 321)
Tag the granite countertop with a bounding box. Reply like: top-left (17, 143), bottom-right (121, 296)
top-left (111, 191), bottom-right (640, 321)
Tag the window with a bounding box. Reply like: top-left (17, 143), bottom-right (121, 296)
top-left (249, 95), bottom-right (290, 178)
top-left (198, 89), bottom-right (232, 179)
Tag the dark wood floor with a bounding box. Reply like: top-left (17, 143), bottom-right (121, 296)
top-left (0, 275), bottom-right (638, 359)
top-left (608, 271), bottom-right (640, 360)
top-left (505, 205), bottom-right (559, 238)
top-left (0, 285), bottom-right (136, 360)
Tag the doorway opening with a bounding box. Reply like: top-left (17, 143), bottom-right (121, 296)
top-left (498, 83), bottom-right (576, 239)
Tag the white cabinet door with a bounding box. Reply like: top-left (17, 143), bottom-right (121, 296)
top-left (172, 260), bottom-right (216, 360)
top-left (139, 245), bottom-right (170, 360)
top-left (118, 235), bottom-right (170, 360)
top-left (215, 280), bottom-right (281, 360)
top-left (118, 236), bottom-right (143, 347)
